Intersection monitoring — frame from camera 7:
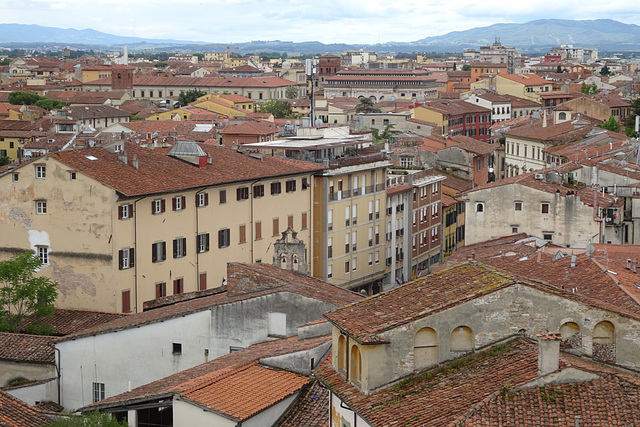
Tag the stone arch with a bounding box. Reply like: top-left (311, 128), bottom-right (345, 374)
top-left (559, 322), bottom-right (581, 349)
top-left (593, 321), bottom-right (615, 363)
top-left (337, 335), bottom-right (347, 373)
top-left (450, 326), bottom-right (474, 355)
top-left (414, 327), bottom-right (438, 369)
top-left (350, 344), bottom-right (362, 383)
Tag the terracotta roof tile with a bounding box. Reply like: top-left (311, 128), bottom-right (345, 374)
top-left (0, 390), bottom-right (50, 426)
top-left (21, 308), bottom-right (126, 336)
top-left (449, 136), bottom-right (497, 155)
top-left (0, 333), bottom-right (55, 363)
top-left (277, 379), bottom-right (329, 427)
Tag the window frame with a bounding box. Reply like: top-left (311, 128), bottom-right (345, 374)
top-left (286, 179), bottom-right (296, 193)
top-left (236, 187), bottom-right (249, 201)
top-left (35, 200), bottom-right (47, 215)
top-left (197, 192), bottom-right (209, 207)
top-left (37, 246), bottom-right (49, 265)
top-left (152, 241), bottom-right (167, 263)
top-left (173, 237), bottom-right (187, 258)
top-left (35, 164), bottom-right (46, 179)
top-left (271, 182), bottom-right (282, 195)
top-left (218, 228), bottom-right (231, 248)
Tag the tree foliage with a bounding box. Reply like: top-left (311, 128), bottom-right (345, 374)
top-left (599, 115), bottom-right (619, 133)
top-left (624, 98), bottom-right (640, 138)
top-left (176, 89), bottom-right (207, 107)
top-left (462, 64), bottom-right (471, 71)
top-left (257, 99), bottom-right (292, 118)
top-left (34, 98), bottom-right (67, 111)
top-left (8, 91), bottom-right (67, 110)
top-left (580, 82), bottom-right (598, 95)
top-left (285, 85), bottom-right (299, 99)
top-left (0, 252), bottom-right (58, 333)
top-left (0, 156), bottom-right (9, 166)
top-left (600, 65), bottom-right (611, 76)
top-left (47, 411), bottom-right (128, 426)
top-left (355, 97), bottom-right (381, 114)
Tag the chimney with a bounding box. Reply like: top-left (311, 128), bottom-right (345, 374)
top-left (543, 110), bottom-right (547, 128)
top-left (132, 155), bottom-right (139, 169)
top-left (537, 332), bottom-right (562, 376)
top-left (570, 255), bottom-right (577, 268)
top-left (118, 151), bottom-right (128, 164)
top-left (627, 259), bottom-right (632, 270)
top-left (633, 260), bottom-right (638, 274)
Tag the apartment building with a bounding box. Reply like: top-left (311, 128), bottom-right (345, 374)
top-left (0, 141), bottom-right (322, 313)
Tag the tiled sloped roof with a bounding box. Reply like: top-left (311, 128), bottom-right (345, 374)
top-left (181, 363), bottom-right (308, 421)
top-left (314, 339), bottom-right (541, 427)
top-left (85, 75), bottom-right (300, 88)
top-left (504, 119), bottom-right (594, 143)
top-left (459, 375), bottom-right (640, 426)
top-left (44, 142), bottom-right (323, 198)
top-left (0, 390), bottom-right (50, 427)
top-left (21, 308), bottom-right (126, 336)
top-left (449, 136), bottom-right (497, 155)
top-left (442, 233), bottom-right (541, 266)
top-left (500, 74), bottom-right (551, 86)
top-left (220, 121), bottom-right (279, 136)
top-left (0, 333), bottom-right (55, 363)
top-left (277, 379), bottom-right (329, 427)
top-left (324, 264), bottom-right (515, 343)
top-left (84, 335), bottom-right (330, 410)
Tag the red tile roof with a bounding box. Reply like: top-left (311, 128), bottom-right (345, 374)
top-left (276, 379), bottom-right (329, 427)
top-left (0, 333), bottom-right (55, 363)
top-left (221, 121), bottom-right (279, 136)
top-left (85, 75), bottom-right (301, 89)
top-left (0, 390), bottom-right (50, 426)
top-left (21, 308), bottom-right (126, 336)
top-left (449, 135), bottom-right (497, 155)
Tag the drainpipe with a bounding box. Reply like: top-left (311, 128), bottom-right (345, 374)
top-left (593, 190), bottom-right (603, 244)
top-left (345, 335), bottom-right (350, 381)
top-left (249, 179), bottom-right (261, 263)
top-left (132, 196), bottom-right (145, 312)
top-left (195, 187), bottom-right (207, 288)
top-left (54, 346), bottom-right (61, 405)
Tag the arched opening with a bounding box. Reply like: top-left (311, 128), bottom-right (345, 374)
top-left (476, 203), bottom-right (484, 213)
top-left (593, 321), bottom-right (615, 363)
top-left (450, 326), bottom-right (474, 356)
top-left (337, 335), bottom-right (347, 373)
top-left (350, 345), bottom-right (362, 383)
top-left (414, 327), bottom-right (438, 369)
top-left (559, 322), bottom-right (581, 349)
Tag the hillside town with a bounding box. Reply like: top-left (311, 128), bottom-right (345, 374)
top-left (1, 38), bottom-right (640, 426)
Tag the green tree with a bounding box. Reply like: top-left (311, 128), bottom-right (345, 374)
top-left (355, 97), bottom-right (381, 114)
top-left (46, 411), bottom-right (128, 426)
top-left (380, 124), bottom-right (400, 143)
top-left (453, 63), bottom-right (457, 71)
top-left (34, 98), bottom-right (67, 111)
top-left (193, 53), bottom-right (204, 61)
top-left (0, 58), bottom-right (10, 66)
top-left (257, 99), bottom-right (292, 118)
top-left (580, 82), bottom-right (598, 95)
top-left (285, 85), bottom-right (299, 99)
top-left (154, 62), bottom-right (168, 68)
top-left (8, 91), bottom-right (41, 105)
top-left (600, 65), bottom-right (610, 76)
top-left (0, 252), bottom-right (58, 333)
top-left (176, 89), bottom-right (207, 107)
top-left (0, 156), bottom-right (9, 166)
top-left (624, 98), bottom-right (640, 137)
top-left (599, 115), bottom-right (620, 133)
top-left (462, 64), bottom-right (471, 71)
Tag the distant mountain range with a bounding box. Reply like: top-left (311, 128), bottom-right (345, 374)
top-left (1, 19), bottom-right (640, 54)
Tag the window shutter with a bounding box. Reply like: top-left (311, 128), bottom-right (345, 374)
top-left (118, 250), bottom-right (124, 269)
top-left (118, 206), bottom-right (123, 220)
top-left (122, 290), bottom-right (130, 313)
top-left (199, 273), bottom-right (207, 290)
top-left (182, 238), bottom-right (187, 256)
top-left (129, 204), bottom-right (134, 218)
top-left (205, 233), bottom-right (210, 251)
top-left (172, 197), bottom-right (177, 211)
top-left (152, 244), bottom-right (157, 263)
top-left (173, 239), bottom-right (178, 258)
top-left (151, 201), bottom-right (155, 215)
top-left (162, 241), bottom-right (166, 260)
top-left (181, 196), bottom-right (186, 209)
top-left (204, 193), bottom-right (209, 206)
top-left (129, 248), bottom-right (135, 268)
top-left (161, 199), bottom-right (166, 213)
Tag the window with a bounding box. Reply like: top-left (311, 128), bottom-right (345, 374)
top-left (152, 199), bottom-right (166, 214)
top-left (286, 179), bottom-right (296, 193)
top-left (218, 229), bottom-right (230, 248)
top-left (328, 237), bottom-right (333, 258)
top-left (239, 224), bottom-right (247, 243)
top-left (327, 264), bottom-right (333, 279)
top-left (352, 231), bottom-right (357, 251)
top-left (12, 173), bottom-right (18, 182)
top-left (92, 382), bottom-right (105, 403)
top-left (514, 202), bottom-right (522, 211)
top-left (253, 184), bottom-right (264, 198)
top-left (37, 246), bottom-right (49, 265)
top-left (375, 251), bottom-right (380, 264)
top-left (345, 261), bottom-right (350, 273)
top-left (118, 248), bottom-right (134, 270)
top-left (287, 215), bottom-right (294, 229)
top-left (301, 212), bottom-right (308, 230)
top-left (122, 290), bottom-right (131, 313)
top-left (69, 171), bottom-right (77, 181)
top-left (512, 227), bottom-right (518, 233)
top-left (541, 203), bottom-right (550, 214)
top-left (197, 233), bottom-right (210, 253)
top-left (268, 312), bottom-right (287, 337)
top-left (173, 238), bottom-right (186, 258)
top-left (237, 187), bottom-right (249, 201)
top-left (345, 233), bottom-right (350, 253)
top-left (375, 199), bottom-right (380, 219)
top-left (35, 165), bottom-right (46, 179)
top-left (302, 177), bottom-right (308, 190)
top-left (273, 218), bottom-right (279, 236)
top-left (543, 233), bottom-right (553, 240)
top-left (328, 210), bottom-right (333, 231)
top-left (219, 190), bottom-right (227, 204)
top-left (475, 202), bottom-right (484, 213)
top-left (118, 204), bottom-right (133, 220)
top-left (155, 282), bottom-right (166, 298)
top-left (369, 253), bottom-right (373, 266)
top-left (199, 272), bottom-right (207, 290)
top-left (352, 205), bottom-right (357, 225)
top-left (36, 200), bottom-right (47, 214)
top-left (152, 241), bottom-right (166, 263)
top-left (271, 182), bottom-right (281, 195)
top-left (197, 192), bottom-right (209, 207)
top-left (173, 278), bottom-right (184, 294)
top-left (255, 221), bottom-right (262, 240)
top-left (172, 342), bottom-right (182, 354)
top-left (352, 258), bottom-right (357, 271)
top-left (172, 196), bottom-right (186, 211)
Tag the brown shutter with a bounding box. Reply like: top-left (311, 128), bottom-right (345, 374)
top-left (204, 193), bottom-right (209, 206)
top-left (173, 239), bottom-right (178, 258)
top-left (161, 199), bottom-right (166, 213)
top-left (118, 250), bottom-right (124, 269)
top-left (129, 248), bottom-right (135, 267)
top-left (288, 215), bottom-right (294, 229)
top-left (162, 241), bottom-right (166, 260)
top-left (172, 197), bottom-right (177, 211)
top-left (118, 205), bottom-right (123, 220)
top-left (151, 201), bottom-right (155, 215)
top-left (255, 222), bottom-right (262, 240)
top-left (152, 244), bottom-right (157, 263)
top-left (122, 290), bottom-right (131, 313)
top-left (182, 238), bottom-right (187, 256)
top-left (181, 196), bottom-right (186, 209)
top-left (129, 204), bottom-right (134, 218)
top-left (302, 212), bottom-right (307, 229)
top-left (199, 273), bottom-right (207, 290)
top-left (205, 233), bottom-right (210, 251)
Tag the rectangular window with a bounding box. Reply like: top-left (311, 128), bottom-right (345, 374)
top-left (92, 382), bottom-right (105, 403)
top-left (172, 342), bottom-right (182, 354)
top-left (253, 184), bottom-right (264, 198)
top-left (352, 205), bottom-right (357, 225)
top-left (286, 179), bottom-right (296, 193)
top-left (327, 264), bottom-right (332, 279)
top-left (152, 241), bottom-right (166, 263)
top-left (345, 261), bottom-right (350, 273)
top-left (255, 221), bottom-right (262, 240)
top-left (122, 290), bottom-right (131, 313)
top-left (35, 165), bottom-right (46, 179)
top-left (69, 171), bottom-right (77, 181)
top-left (37, 246), bottom-right (49, 265)
top-left (197, 193), bottom-right (209, 207)
top-left (543, 233), bottom-right (553, 240)
top-left (12, 173), bottom-right (18, 182)
top-left (197, 233), bottom-right (210, 253)
top-left (301, 212), bottom-right (308, 230)
top-left (352, 231), bottom-right (357, 251)
top-left (239, 224), bottom-right (246, 243)
top-left (302, 177), bottom-right (308, 190)
top-left (271, 182), bottom-right (281, 195)
top-left (218, 229), bottom-right (230, 248)
top-left (118, 204), bottom-right (133, 220)
top-left (514, 202), bottom-right (522, 211)
top-left (152, 199), bottom-right (166, 214)
top-left (237, 187), bottom-right (249, 201)
top-left (375, 251), bottom-right (380, 264)
top-left (541, 203), bottom-right (550, 214)
top-left (173, 237), bottom-right (187, 258)
top-left (273, 218), bottom-right (279, 236)
top-left (118, 248), bottom-right (135, 270)
top-left (328, 209), bottom-right (333, 231)
top-left (345, 206), bottom-right (350, 226)
top-left (219, 190), bottom-right (227, 204)
top-left (173, 278), bottom-right (184, 295)
top-left (327, 237), bottom-right (333, 259)
top-left (345, 233), bottom-right (350, 253)
top-left (352, 258), bottom-right (357, 271)
top-left (36, 200), bottom-right (47, 214)
top-left (172, 196), bottom-right (186, 211)
top-left (268, 312), bottom-right (287, 337)
top-left (369, 253), bottom-right (373, 266)
top-left (199, 273), bottom-right (207, 290)
top-left (375, 199), bottom-right (380, 219)
top-left (287, 215), bottom-right (294, 229)
top-left (155, 282), bottom-right (166, 298)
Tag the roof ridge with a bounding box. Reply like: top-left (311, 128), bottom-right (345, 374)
top-left (181, 361), bottom-right (260, 395)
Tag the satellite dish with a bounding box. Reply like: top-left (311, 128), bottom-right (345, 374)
top-left (586, 243), bottom-right (595, 256)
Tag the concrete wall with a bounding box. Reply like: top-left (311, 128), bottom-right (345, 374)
top-left (7, 379), bottom-right (58, 406)
top-left (0, 360), bottom-right (55, 387)
top-left (330, 392), bottom-right (370, 427)
top-left (173, 398), bottom-right (236, 427)
top-left (261, 341), bottom-right (331, 375)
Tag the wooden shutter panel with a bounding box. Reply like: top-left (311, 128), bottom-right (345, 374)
top-left (182, 238), bottom-right (187, 256)
top-left (152, 244), bottom-right (157, 263)
top-left (162, 241), bottom-right (166, 260)
top-left (204, 193), bottom-right (209, 206)
top-left (118, 250), bottom-right (124, 269)
top-left (122, 290), bottom-right (130, 313)
top-left (151, 201), bottom-right (155, 215)
top-left (173, 239), bottom-right (178, 258)
top-left (161, 199), bottom-right (166, 213)
top-left (118, 205), bottom-right (123, 220)
top-left (181, 196), bottom-right (186, 209)
top-left (205, 233), bottom-right (210, 251)
top-left (129, 204), bottom-right (134, 218)
top-left (172, 197), bottom-right (177, 211)
top-left (199, 273), bottom-right (207, 290)
top-left (129, 248), bottom-right (135, 268)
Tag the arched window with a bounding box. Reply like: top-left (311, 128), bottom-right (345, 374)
top-left (559, 112), bottom-right (567, 120)
top-left (337, 335), bottom-right (347, 373)
top-left (414, 328), bottom-right (438, 369)
top-left (475, 203), bottom-right (484, 213)
top-left (593, 321), bottom-right (615, 363)
top-left (450, 326), bottom-right (474, 356)
top-left (350, 345), bottom-right (361, 383)
top-left (559, 322), bottom-right (581, 349)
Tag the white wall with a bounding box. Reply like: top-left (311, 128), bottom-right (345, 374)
top-left (7, 379), bottom-right (58, 406)
top-left (173, 398), bottom-right (236, 427)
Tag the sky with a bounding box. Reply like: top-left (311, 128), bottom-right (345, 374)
top-left (1, 0), bottom-right (640, 45)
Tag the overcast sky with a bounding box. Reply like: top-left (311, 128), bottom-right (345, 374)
top-left (2, 0), bottom-right (640, 44)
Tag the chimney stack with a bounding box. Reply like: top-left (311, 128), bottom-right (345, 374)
top-left (132, 155), bottom-right (139, 170)
top-left (537, 332), bottom-right (562, 376)
top-left (118, 151), bottom-right (128, 165)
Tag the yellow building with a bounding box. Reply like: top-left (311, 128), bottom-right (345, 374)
top-left (471, 74), bottom-right (553, 103)
top-left (0, 142), bottom-right (322, 313)
top-left (82, 65), bottom-right (114, 83)
top-left (192, 93), bottom-right (255, 115)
